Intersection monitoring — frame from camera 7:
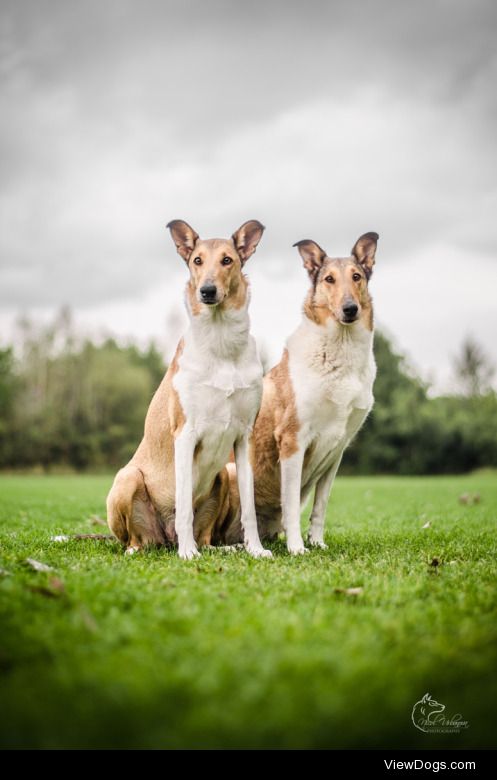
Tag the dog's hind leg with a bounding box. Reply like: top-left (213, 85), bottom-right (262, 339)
top-left (107, 465), bottom-right (165, 554)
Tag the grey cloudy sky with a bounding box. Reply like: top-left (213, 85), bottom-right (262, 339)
top-left (1, 0), bottom-right (496, 389)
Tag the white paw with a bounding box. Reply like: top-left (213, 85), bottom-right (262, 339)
top-left (125, 545), bottom-right (140, 555)
top-left (288, 543), bottom-right (309, 555)
top-left (246, 545), bottom-right (273, 559)
top-left (178, 546), bottom-right (200, 560)
top-left (308, 539), bottom-right (328, 550)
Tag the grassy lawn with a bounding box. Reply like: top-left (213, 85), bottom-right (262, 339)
top-left (0, 473), bottom-right (496, 750)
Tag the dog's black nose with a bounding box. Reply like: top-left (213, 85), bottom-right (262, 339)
top-left (200, 284), bottom-right (217, 303)
top-left (342, 302), bottom-right (359, 320)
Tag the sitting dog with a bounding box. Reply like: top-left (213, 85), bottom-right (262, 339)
top-left (107, 219), bottom-right (271, 560)
top-left (220, 232), bottom-right (379, 553)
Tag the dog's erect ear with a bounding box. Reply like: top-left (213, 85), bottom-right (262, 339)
top-left (351, 232), bottom-right (379, 279)
top-left (293, 239), bottom-right (327, 280)
top-left (167, 220), bottom-right (200, 263)
top-left (232, 220), bottom-right (265, 265)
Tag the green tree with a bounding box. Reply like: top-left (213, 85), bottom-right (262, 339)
top-left (343, 332), bottom-right (497, 475)
top-left (453, 337), bottom-right (495, 396)
top-left (0, 311), bottom-right (166, 470)
top-left (0, 348), bottom-right (20, 466)
top-left (343, 331), bottom-right (428, 474)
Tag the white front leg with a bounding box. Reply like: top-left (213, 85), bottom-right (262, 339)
top-left (234, 435), bottom-right (272, 559)
top-left (174, 429), bottom-right (199, 560)
top-left (280, 449), bottom-right (307, 554)
top-left (308, 454), bottom-right (343, 549)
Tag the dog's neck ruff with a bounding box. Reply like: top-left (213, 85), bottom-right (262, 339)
top-left (186, 295), bottom-right (252, 362)
top-left (289, 314), bottom-right (374, 378)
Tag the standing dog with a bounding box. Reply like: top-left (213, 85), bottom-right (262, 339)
top-left (107, 219), bottom-right (271, 560)
top-left (221, 232), bottom-right (378, 553)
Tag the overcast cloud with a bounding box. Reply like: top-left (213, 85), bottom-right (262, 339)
top-left (1, 0), bottom-right (496, 389)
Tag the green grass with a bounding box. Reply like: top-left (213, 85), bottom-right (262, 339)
top-left (0, 473), bottom-right (496, 750)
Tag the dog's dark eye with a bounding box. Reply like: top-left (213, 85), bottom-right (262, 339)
top-left (221, 256), bottom-right (233, 266)
top-left (193, 257), bottom-right (202, 266)
top-left (352, 272), bottom-right (362, 282)
top-left (325, 275), bottom-right (335, 284)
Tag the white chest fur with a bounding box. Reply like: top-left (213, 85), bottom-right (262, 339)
top-left (287, 317), bottom-right (376, 488)
top-left (173, 308), bottom-right (263, 497)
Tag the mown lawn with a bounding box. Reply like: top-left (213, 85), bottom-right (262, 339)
top-left (0, 473), bottom-right (496, 750)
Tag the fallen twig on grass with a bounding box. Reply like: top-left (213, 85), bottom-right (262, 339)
top-left (51, 533), bottom-right (115, 542)
top-left (334, 587), bottom-right (363, 597)
top-left (25, 558), bottom-right (54, 572)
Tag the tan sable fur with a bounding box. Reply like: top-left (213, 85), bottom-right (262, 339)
top-left (303, 259), bottom-right (373, 331)
top-left (185, 238), bottom-right (249, 315)
top-left (250, 349), bottom-right (299, 507)
top-left (220, 232), bottom-right (378, 549)
top-left (107, 337), bottom-right (229, 549)
top-left (107, 218), bottom-right (268, 558)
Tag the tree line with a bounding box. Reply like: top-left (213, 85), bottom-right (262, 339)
top-left (0, 310), bottom-right (496, 474)
top-left (342, 333), bottom-right (497, 474)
